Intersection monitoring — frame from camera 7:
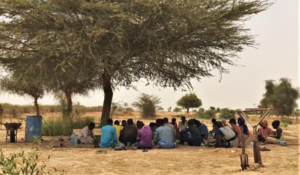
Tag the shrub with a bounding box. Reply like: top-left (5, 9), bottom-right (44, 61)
top-left (280, 116), bottom-right (293, 124)
top-left (132, 93), bottom-right (161, 118)
top-left (219, 108), bottom-right (236, 119)
top-left (281, 122), bottom-right (288, 128)
top-left (42, 116), bottom-right (95, 136)
top-left (173, 107), bottom-right (181, 112)
top-left (197, 109), bottom-right (216, 119)
top-left (0, 139), bottom-right (66, 174)
top-left (176, 114), bottom-right (185, 118)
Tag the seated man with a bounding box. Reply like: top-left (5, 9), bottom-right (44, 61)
top-left (153, 119), bottom-right (175, 149)
top-left (183, 119), bottom-right (202, 146)
top-left (100, 119), bottom-right (124, 148)
top-left (120, 119), bottom-right (138, 146)
top-left (114, 120), bottom-right (123, 141)
top-left (195, 120), bottom-right (208, 144)
top-left (229, 118), bottom-right (241, 144)
top-left (215, 121), bottom-right (238, 148)
top-left (134, 121), bottom-right (153, 149)
top-left (77, 122), bottom-right (97, 144)
top-left (163, 118), bottom-right (176, 142)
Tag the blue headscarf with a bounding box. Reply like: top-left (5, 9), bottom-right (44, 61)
top-left (238, 118), bottom-right (250, 135)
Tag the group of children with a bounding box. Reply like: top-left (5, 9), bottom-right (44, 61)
top-left (76, 116), bottom-right (285, 149)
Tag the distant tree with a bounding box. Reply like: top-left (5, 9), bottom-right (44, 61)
top-left (210, 107), bottom-right (216, 111)
top-left (219, 108), bottom-right (236, 119)
top-left (0, 75), bottom-right (44, 116)
top-left (132, 93), bottom-right (161, 118)
top-left (0, 0), bottom-right (271, 126)
top-left (173, 107), bottom-right (182, 113)
top-left (198, 109), bottom-right (216, 119)
top-left (158, 107), bottom-right (164, 111)
top-left (168, 107), bottom-right (172, 112)
top-left (216, 108), bottom-right (221, 113)
top-left (0, 103), bottom-right (3, 129)
top-left (259, 78), bottom-right (299, 116)
top-left (177, 93), bottom-right (202, 114)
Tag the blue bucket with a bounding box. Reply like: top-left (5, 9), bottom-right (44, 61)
top-left (25, 116), bottom-right (42, 142)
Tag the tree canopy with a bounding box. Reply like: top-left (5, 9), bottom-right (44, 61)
top-left (0, 0), bottom-right (271, 125)
top-left (259, 78), bottom-right (299, 116)
top-left (132, 93), bottom-right (161, 118)
top-left (177, 93), bottom-right (202, 114)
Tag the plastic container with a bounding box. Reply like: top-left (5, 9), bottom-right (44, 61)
top-left (25, 116), bottom-right (42, 142)
top-left (71, 132), bottom-right (77, 146)
top-left (250, 142), bottom-right (254, 148)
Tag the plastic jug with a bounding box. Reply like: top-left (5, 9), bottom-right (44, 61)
top-left (71, 132), bottom-right (77, 146)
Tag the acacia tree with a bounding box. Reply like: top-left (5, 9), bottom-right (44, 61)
top-left (132, 93), bottom-right (161, 118)
top-left (177, 93), bottom-right (202, 114)
top-left (0, 75), bottom-right (44, 116)
top-left (0, 0), bottom-right (271, 125)
top-left (259, 78), bottom-right (299, 116)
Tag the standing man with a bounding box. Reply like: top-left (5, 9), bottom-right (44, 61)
top-left (100, 119), bottom-right (124, 148)
top-left (163, 118), bottom-right (176, 142)
top-left (153, 119), bottom-right (175, 149)
top-left (77, 122), bottom-right (97, 144)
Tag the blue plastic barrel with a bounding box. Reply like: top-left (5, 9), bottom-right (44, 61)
top-left (25, 116), bottom-right (42, 142)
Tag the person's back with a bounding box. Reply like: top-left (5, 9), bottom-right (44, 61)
top-left (154, 126), bottom-right (174, 148)
top-left (100, 125), bottom-right (117, 148)
top-left (113, 120), bottom-right (123, 141)
top-left (120, 119), bottom-right (138, 146)
top-left (137, 125), bottom-right (153, 148)
top-left (188, 125), bottom-right (202, 146)
top-left (163, 118), bottom-right (176, 142)
top-left (216, 125), bottom-right (238, 148)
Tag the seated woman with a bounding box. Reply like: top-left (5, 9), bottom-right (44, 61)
top-left (257, 120), bottom-right (273, 143)
top-left (266, 120), bottom-right (285, 144)
top-left (215, 121), bottom-right (238, 148)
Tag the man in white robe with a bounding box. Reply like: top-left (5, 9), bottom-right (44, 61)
top-left (78, 122), bottom-right (97, 144)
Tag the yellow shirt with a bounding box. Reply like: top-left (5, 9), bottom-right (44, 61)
top-left (114, 125), bottom-right (123, 141)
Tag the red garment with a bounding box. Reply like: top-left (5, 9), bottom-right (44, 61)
top-left (231, 124), bottom-right (241, 143)
top-left (172, 122), bottom-right (178, 134)
top-left (258, 127), bottom-right (273, 138)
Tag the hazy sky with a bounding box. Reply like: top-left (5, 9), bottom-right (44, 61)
top-left (0, 0), bottom-right (299, 110)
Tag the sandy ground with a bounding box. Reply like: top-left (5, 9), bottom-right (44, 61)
top-left (0, 112), bottom-right (299, 175)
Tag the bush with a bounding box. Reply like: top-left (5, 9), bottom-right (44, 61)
top-left (42, 116), bottom-right (95, 136)
top-left (197, 109), bottom-right (216, 119)
top-left (173, 107), bottom-right (181, 112)
top-left (219, 108), bottom-right (236, 119)
top-left (176, 114), bottom-right (185, 118)
top-left (0, 139), bottom-right (67, 174)
top-left (280, 116), bottom-right (293, 124)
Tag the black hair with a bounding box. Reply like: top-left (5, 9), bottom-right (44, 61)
top-left (107, 118), bottom-right (113, 125)
top-left (163, 117), bottom-right (169, 124)
top-left (127, 118), bottom-right (133, 125)
top-left (114, 120), bottom-right (120, 125)
top-left (137, 121), bottom-right (145, 129)
top-left (187, 119), bottom-right (194, 126)
top-left (149, 122), bottom-right (155, 128)
top-left (215, 121), bottom-right (223, 128)
top-left (89, 122), bottom-right (95, 127)
top-left (172, 118), bottom-right (176, 125)
top-left (229, 118), bottom-right (236, 125)
top-left (158, 119), bottom-right (164, 126)
top-left (272, 120), bottom-right (280, 128)
top-left (181, 116), bottom-right (186, 120)
top-left (211, 118), bottom-right (217, 124)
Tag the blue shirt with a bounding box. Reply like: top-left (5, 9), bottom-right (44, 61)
top-left (100, 125), bottom-right (118, 148)
top-left (199, 123), bottom-right (208, 135)
top-left (154, 126), bottom-right (174, 148)
top-left (215, 128), bottom-right (225, 137)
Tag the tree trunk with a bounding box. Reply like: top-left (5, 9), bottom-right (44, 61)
top-left (34, 97), bottom-right (40, 116)
top-left (101, 73), bottom-right (113, 127)
top-left (64, 89), bottom-right (73, 116)
top-left (187, 107), bottom-right (189, 114)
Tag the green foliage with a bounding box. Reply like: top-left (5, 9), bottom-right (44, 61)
top-left (281, 122), bottom-right (288, 128)
top-left (259, 78), bottom-right (299, 116)
top-left (0, 141), bottom-right (66, 174)
top-left (132, 93), bottom-right (161, 118)
top-left (198, 108), bottom-right (205, 113)
top-left (42, 116), bottom-right (95, 136)
top-left (177, 93), bottom-right (202, 114)
top-left (216, 108), bottom-right (221, 113)
top-left (0, 104), bottom-right (3, 116)
top-left (157, 107), bottom-right (164, 111)
top-left (173, 107), bottom-right (182, 112)
top-left (210, 107), bottom-right (215, 110)
top-left (0, 0), bottom-right (271, 124)
top-left (197, 109), bottom-right (216, 119)
top-left (176, 114), bottom-right (185, 118)
top-left (280, 117), bottom-right (293, 125)
top-left (219, 108), bottom-right (236, 119)
top-left (168, 107), bottom-right (172, 112)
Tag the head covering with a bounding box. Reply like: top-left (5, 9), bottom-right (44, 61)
top-left (260, 120), bottom-right (268, 128)
top-left (238, 117), bottom-right (249, 135)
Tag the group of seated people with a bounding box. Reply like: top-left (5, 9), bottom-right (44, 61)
top-left (77, 116), bottom-right (285, 149)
